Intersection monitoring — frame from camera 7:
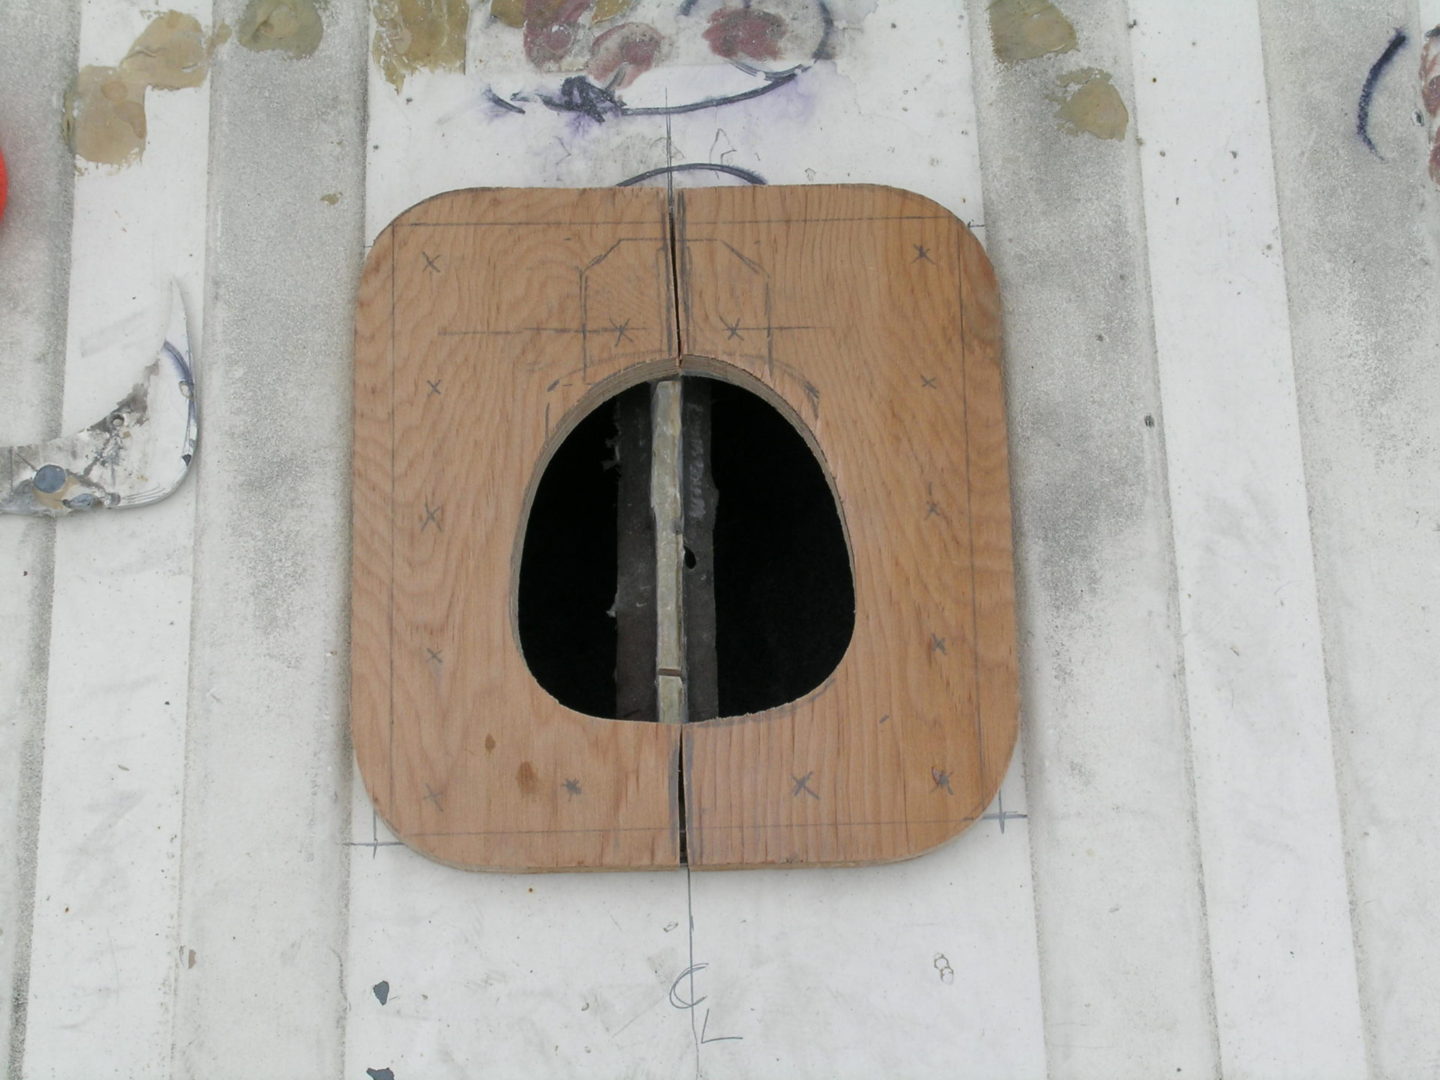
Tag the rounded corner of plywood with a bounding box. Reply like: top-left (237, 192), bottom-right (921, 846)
top-left (904, 817), bottom-right (985, 864)
top-left (388, 185), bottom-right (486, 226)
top-left (850, 182), bottom-right (980, 227)
top-left (350, 761), bottom-right (429, 861)
top-left (350, 182), bottom-right (1019, 875)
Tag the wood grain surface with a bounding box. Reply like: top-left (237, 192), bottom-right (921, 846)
top-left (351, 184), bottom-right (1015, 870)
top-left (352, 187), bottom-right (683, 871)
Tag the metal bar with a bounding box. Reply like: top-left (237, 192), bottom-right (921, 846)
top-left (651, 378), bottom-right (686, 725)
top-left (681, 378), bottom-right (719, 721)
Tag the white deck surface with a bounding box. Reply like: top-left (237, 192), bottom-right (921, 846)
top-left (2, 1), bottom-right (1438, 1077)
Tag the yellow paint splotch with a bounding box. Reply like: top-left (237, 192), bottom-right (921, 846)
top-left (373, 0), bottom-right (470, 91)
top-left (989, 0), bottom-right (1076, 63)
top-left (121, 10), bottom-right (213, 88)
top-left (238, 0), bottom-right (325, 59)
top-left (64, 12), bottom-right (222, 168)
top-left (1055, 68), bottom-right (1129, 140)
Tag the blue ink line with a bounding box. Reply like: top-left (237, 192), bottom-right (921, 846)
top-left (623, 71), bottom-right (799, 116)
top-left (485, 87), bottom-right (525, 114)
top-left (1358, 28), bottom-right (1408, 158)
top-left (617, 162), bottom-right (767, 187)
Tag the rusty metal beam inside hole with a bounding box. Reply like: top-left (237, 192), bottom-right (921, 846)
top-left (652, 379), bottom-right (686, 725)
top-left (614, 377), bottom-right (718, 725)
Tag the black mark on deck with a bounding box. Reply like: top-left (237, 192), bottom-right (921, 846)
top-left (920, 375), bottom-right (938, 390)
top-left (541, 76), bottom-right (622, 121)
top-left (879, 714), bottom-right (890, 724)
top-left (790, 772), bottom-right (820, 799)
top-left (720, 315), bottom-right (743, 340)
top-left (931, 767), bottom-right (954, 795)
top-left (913, 244), bottom-right (932, 262)
top-left (422, 252), bottom-right (441, 273)
top-left (934, 953), bottom-right (955, 984)
top-left (619, 72), bottom-right (798, 119)
top-left (343, 839), bottom-right (404, 854)
top-left (669, 963), bottom-right (708, 1010)
top-left (348, 812), bottom-right (402, 858)
top-left (617, 162), bottom-right (767, 186)
top-left (626, 72), bottom-right (799, 116)
top-left (372, 980), bottom-right (390, 1005)
top-left (423, 786), bottom-right (444, 811)
top-left (982, 790), bottom-right (1028, 834)
top-left (426, 647), bottom-right (443, 665)
top-left (367, 1068), bottom-right (395, 1080)
top-left (485, 87), bottom-right (526, 113)
top-left (610, 317), bottom-right (633, 344)
top-left (1358, 28), bottom-right (1408, 158)
top-left (700, 1007), bottom-right (744, 1043)
top-left (563, 778), bottom-right (583, 797)
top-left (930, 633), bottom-right (947, 655)
top-left (427, 379), bottom-right (442, 396)
top-left (421, 502), bottom-right (442, 532)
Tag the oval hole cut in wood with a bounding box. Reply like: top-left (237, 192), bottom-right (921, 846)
top-left (351, 183), bottom-right (1017, 870)
top-left (516, 374), bottom-right (855, 724)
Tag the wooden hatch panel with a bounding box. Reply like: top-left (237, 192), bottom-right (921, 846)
top-left (351, 184), bottom-right (1016, 870)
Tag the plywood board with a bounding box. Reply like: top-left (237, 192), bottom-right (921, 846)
top-left (677, 185), bottom-right (1016, 867)
top-left (352, 183), bottom-right (1015, 870)
top-left (353, 187), bottom-right (683, 871)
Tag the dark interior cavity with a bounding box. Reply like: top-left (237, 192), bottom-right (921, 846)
top-left (517, 384), bottom-right (636, 719)
top-left (517, 376), bottom-right (854, 720)
top-left (706, 379), bottom-right (853, 716)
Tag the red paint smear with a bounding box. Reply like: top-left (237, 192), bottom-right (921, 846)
top-left (523, 0), bottom-right (592, 69)
top-left (588, 22), bottom-right (664, 90)
top-left (1423, 31), bottom-right (1440, 117)
top-left (1422, 30), bottom-right (1440, 186)
top-left (704, 8), bottom-right (786, 63)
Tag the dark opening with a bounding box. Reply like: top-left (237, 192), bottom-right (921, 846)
top-left (517, 376), bottom-right (854, 720)
top-left (708, 379), bottom-right (854, 716)
top-left (517, 384), bottom-right (641, 718)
